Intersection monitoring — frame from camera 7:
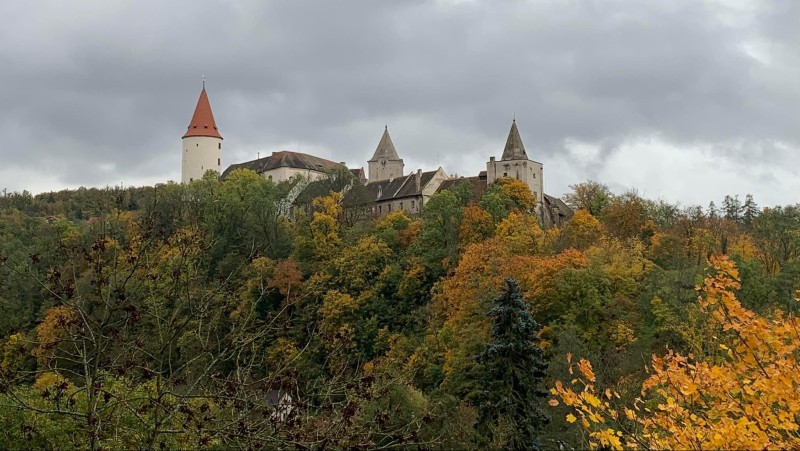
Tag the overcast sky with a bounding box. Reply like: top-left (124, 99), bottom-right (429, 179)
top-left (0, 0), bottom-right (797, 207)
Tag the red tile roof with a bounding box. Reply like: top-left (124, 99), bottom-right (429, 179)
top-left (182, 88), bottom-right (222, 139)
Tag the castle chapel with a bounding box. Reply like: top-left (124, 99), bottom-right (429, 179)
top-left (180, 86), bottom-right (571, 225)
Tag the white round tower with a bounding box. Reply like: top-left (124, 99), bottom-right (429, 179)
top-left (181, 85), bottom-right (222, 184)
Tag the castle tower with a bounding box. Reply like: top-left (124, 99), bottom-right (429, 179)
top-left (367, 126), bottom-right (405, 183)
top-left (486, 119), bottom-right (544, 207)
top-left (181, 85), bottom-right (222, 184)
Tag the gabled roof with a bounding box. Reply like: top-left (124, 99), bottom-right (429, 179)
top-left (369, 126), bottom-right (401, 162)
top-left (501, 119), bottom-right (527, 160)
top-left (221, 151), bottom-right (346, 179)
top-left (183, 88), bottom-right (222, 139)
top-left (344, 169), bottom-right (440, 205)
top-left (349, 167), bottom-right (367, 183)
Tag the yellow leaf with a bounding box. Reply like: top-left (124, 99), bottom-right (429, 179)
top-left (566, 413), bottom-right (577, 423)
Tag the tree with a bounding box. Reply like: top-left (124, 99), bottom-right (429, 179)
top-left (476, 278), bottom-right (549, 450)
top-left (722, 194), bottom-right (743, 222)
top-left (742, 194), bottom-right (759, 227)
top-left (601, 191), bottom-right (648, 240)
top-left (752, 204), bottom-right (800, 273)
top-left (563, 181), bottom-right (613, 216)
top-left (551, 255), bottom-right (800, 450)
top-left (707, 201), bottom-right (718, 219)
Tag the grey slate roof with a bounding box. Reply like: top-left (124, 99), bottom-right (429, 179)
top-left (221, 151), bottom-right (345, 179)
top-left (349, 167), bottom-right (366, 184)
top-left (501, 120), bottom-right (528, 160)
top-left (343, 170), bottom-right (438, 205)
top-left (543, 193), bottom-right (574, 224)
top-left (368, 127), bottom-right (401, 162)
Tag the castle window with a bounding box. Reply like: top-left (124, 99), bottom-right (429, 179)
top-left (399, 202), bottom-right (403, 210)
top-left (388, 204), bottom-right (392, 212)
top-left (190, 178), bottom-right (193, 182)
top-left (379, 206), bottom-right (382, 213)
top-left (411, 200), bottom-right (415, 209)
top-left (218, 143), bottom-right (221, 149)
top-left (268, 175), bottom-right (272, 181)
top-left (503, 172), bottom-right (507, 177)
top-left (218, 158), bottom-right (220, 165)
top-left (196, 144), bottom-right (199, 147)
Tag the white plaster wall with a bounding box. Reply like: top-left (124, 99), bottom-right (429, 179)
top-left (182, 136), bottom-right (222, 183)
top-left (486, 158), bottom-right (544, 206)
top-left (260, 167), bottom-right (330, 184)
top-left (421, 168), bottom-right (450, 205)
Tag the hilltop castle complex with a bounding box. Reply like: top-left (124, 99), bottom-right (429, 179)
top-left (181, 86), bottom-right (571, 225)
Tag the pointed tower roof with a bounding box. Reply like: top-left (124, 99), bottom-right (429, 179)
top-left (501, 119), bottom-right (527, 160)
top-left (369, 126), bottom-right (400, 161)
top-left (182, 88), bottom-right (222, 139)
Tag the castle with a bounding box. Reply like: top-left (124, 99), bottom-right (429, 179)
top-left (181, 86), bottom-right (571, 225)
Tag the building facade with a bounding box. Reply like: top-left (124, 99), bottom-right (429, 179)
top-left (486, 119), bottom-right (544, 210)
top-left (180, 86), bottom-right (571, 224)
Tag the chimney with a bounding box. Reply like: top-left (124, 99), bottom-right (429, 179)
top-left (415, 169), bottom-right (422, 192)
top-left (490, 156), bottom-right (495, 162)
top-left (339, 162), bottom-right (347, 166)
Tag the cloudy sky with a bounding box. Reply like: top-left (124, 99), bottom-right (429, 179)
top-left (0, 0), bottom-right (797, 207)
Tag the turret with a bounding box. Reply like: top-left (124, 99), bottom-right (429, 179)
top-left (181, 85), bottom-right (222, 183)
top-left (367, 126), bottom-right (404, 183)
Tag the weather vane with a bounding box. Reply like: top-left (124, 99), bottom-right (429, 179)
top-left (202, 74), bottom-right (206, 89)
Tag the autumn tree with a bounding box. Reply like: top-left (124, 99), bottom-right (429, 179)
top-left (563, 180), bottom-right (613, 216)
top-left (551, 255), bottom-right (800, 450)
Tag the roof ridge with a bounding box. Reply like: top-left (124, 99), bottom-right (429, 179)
top-left (392, 173), bottom-right (413, 197)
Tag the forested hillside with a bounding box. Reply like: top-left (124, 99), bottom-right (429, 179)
top-left (1, 171), bottom-right (798, 449)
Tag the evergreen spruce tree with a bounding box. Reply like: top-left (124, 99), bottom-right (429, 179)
top-left (723, 195), bottom-right (743, 222)
top-left (476, 278), bottom-right (549, 450)
top-left (742, 194), bottom-right (759, 227)
top-left (707, 201), bottom-right (718, 219)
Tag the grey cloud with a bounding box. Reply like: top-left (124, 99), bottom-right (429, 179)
top-left (0, 0), bottom-right (797, 203)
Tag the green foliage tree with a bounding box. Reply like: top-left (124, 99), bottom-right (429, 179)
top-left (563, 180), bottom-right (613, 216)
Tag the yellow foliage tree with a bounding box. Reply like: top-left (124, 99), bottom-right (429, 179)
top-left (495, 212), bottom-right (554, 255)
top-left (458, 205), bottom-right (495, 249)
top-left (551, 255), bottom-right (800, 450)
top-left (495, 177), bottom-right (538, 212)
top-left (561, 209), bottom-right (604, 250)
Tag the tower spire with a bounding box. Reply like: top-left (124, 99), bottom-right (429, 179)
top-left (183, 86), bottom-right (222, 139)
top-left (501, 119), bottom-right (527, 160)
top-left (369, 126), bottom-right (400, 161)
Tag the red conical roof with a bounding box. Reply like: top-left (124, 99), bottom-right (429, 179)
top-left (182, 88), bottom-right (222, 139)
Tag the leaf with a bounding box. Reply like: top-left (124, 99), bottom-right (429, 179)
top-left (566, 413), bottom-right (577, 423)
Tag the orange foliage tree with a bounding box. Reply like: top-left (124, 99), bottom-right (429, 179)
top-left (550, 255), bottom-right (800, 450)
